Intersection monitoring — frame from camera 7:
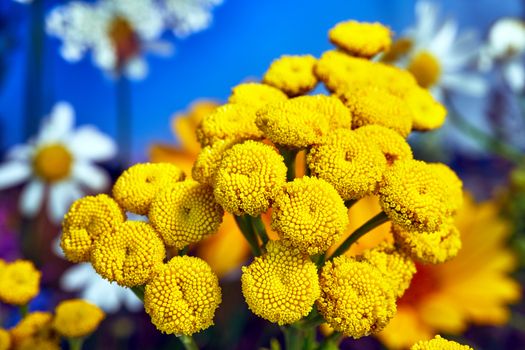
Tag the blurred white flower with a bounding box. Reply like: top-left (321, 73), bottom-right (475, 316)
top-left (0, 102), bottom-right (116, 223)
top-left (162, 0), bottom-right (223, 37)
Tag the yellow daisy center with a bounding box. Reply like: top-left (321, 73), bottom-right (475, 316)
top-left (407, 51), bottom-right (442, 89)
top-left (33, 144), bottom-right (73, 183)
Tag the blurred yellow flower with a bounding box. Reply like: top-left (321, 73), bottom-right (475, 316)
top-left (53, 299), bottom-right (105, 338)
top-left (10, 312), bottom-right (59, 350)
top-left (329, 21), bottom-right (392, 58)
top-left (0, 260), bottom-right (41, 306)
top-left (410, 335), bottom-right (473, 350)
top-left (0, 328), bottom-right (10, 350)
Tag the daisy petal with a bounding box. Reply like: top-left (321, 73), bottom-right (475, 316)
top-left (123, 289), bottom-right (144, 311)
top-left (38, 102), bottom-right (75, 143)
top-left (0, 162), bottom-right (31, 189)
top-left (85, 280), bottom-right (121, 313)
top-left (503, 61), bottom-right (525, 93)
top-left (48, 181), bottom-right (83, 223)
top-left (19, 179), bottom-right (45, 218)
top-left (441, 73), bottom-right (488, 97)
top-left (60, 263), bottom-right (92, 290)
top-left (125, 57), bottom-right (148, 80)
top-left (69, 126), bottom-right (117, 162)
top-left (429, 19), bottom-right (458, 57)
top-left (72, 162), bottom-right (109, 191)
top-left (7, 144), bottom-right (34, 161)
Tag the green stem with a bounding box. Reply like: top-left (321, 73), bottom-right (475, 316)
top-left (319, 332), bottom-right (342, 350)
top-left (279, 147), bottom-right (297, 182)
top-left (19, 304), bottom-right (29, 318)
top-left (130, 285), bottom-right (145, 302)
top-left (68, 337), bottom-right (84, 350)
top-left (329, 211), bottom-right (389, 260)
top-left (250, 215), bottom-right (269, 246)
top-left (282, 326), bottom-right (302, 350)
top-left (234, 215), bottom-right (262, 256)
top-left (117, 76), bottom-right (132, 168)
top-left (179, 334), bottom-right (199, 350)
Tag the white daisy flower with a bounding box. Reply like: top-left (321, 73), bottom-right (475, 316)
top-left (0, 102), bottom-right (116, 223)
top-left (161, 0), bottom-right (223, 37)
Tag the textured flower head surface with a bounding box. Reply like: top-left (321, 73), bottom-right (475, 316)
top-left (353, 125), bottom-right (413, 166)
top-left (410, 335), bottom-right (473, 350)
top-left (0, 102), bottom-right (116, 222)
top-left (0, 260), bottom-right (41, 305)
top-left (61, 194), bottom-right (125, 262)
top-left (405, 85), bottom-right (447, 131)
top-left (271, 177), bottom-right (348, 255)
top-left (112, 162), bottom-right (185, 215)
top-left (329, 21), bottom-right (392, 58)
top-left (144, 256), bottom-right (222, 335)
top-left (213, 141), bottom-right (287, 216)
top-left (149, 180), bottom-right (224, 249)
top-left (0, 329), bottom-right (10, 350)
top-left (307, 129), bottom-right (386, 200)
top-left (53, 299), bottom-right (105, 338)
top-left (262, 55), bottom-right (318, 96)
top-left (228, 82), bottom-right (288, 108)
top-left (91, 221), bottom-right (165, 287)
top-left (317, 256), bottom-right (396, 338)
top-left (192, 139), bottom-right (239, 185)
top-left (241, 240), bottom-right (320, 325)
top-left (9, 312), bottom-right (57, 348)
top-left (256, 95), bottom-right (352, 148)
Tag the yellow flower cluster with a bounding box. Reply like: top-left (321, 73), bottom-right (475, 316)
top-left (53, 299), bottom-right (105, 338)
top-left (262, 55), bottom-right (318, 96)
top-left (0, 260), bottom-right (40, 306)
top-left (410, 335), bottom-right (473, 350)
top-left (0, 329), bottom-right (10, 350)
top-left (9, 312), bottom-right (58, 350)
top-left (228, 82), bottom-right (288, 108)
top-left (329, 21), bottom-right (392, 57)
top-left (353, 125), bottom-right (413, 166)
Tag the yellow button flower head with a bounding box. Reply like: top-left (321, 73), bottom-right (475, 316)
top-left (149, 180), bottom-right (224, 249)
top-left (379, 159), bottom-right (460, 232)
top-left (61, 194), bottom-right (125, 263)
top-left (411, 335), bottom-right (473, 350)
top-left (144, 256), bottom-right (222, 336)
top-left (228, 82), bottom-right (288, 108)
top-left (406, 85), bottom-right (447, 131)
top-left (307, 129), bottom-right (386, 200)
top-left (91, 221), bottom-right (166, 287)
top-left (213, 141), bottom-right (287, 216)
top-left (0, 260), bottom-right (40, 306)
top-left (338, 85), bottom-right (413, 137)
top-left (241, 240), bottom-right (320, 325)
top-left (271, 177), bottom-right (348, 255)
top-left (196, 103), bottom-right (264, 147)
top-left (262, 55), bottom-right (318, 96)
top-left (0, 329), bottom-right (10, 350)
top-left (192, 139), bottom-right (238, 186)
top-left (256, 95), bottom-right (352, 148)
top-left (392, 221), bottom-right (462, 264)
top-left (10, 312), bottom-right (55, 347)
top-left (354, 125), bottom-right (413, 166)
top-left (329, 21), bottom-right (392, 58)
top-left (428, 162), bottom-right (463, 212)
top-left (113, 163), bottom-right (186, 215)
top-left (317, 256), bottom-right (396, 338)
top-left (53, 299), bottom-right (105, 338)
top-left (360, 243), bottom-right (416, 298)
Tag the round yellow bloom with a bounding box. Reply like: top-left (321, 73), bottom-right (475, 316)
top-left (113, 163), bottom-right (185, 215)
top-left (381, 38), bottom-right (414, 63)
top-left (407, 51), bottom-right (442, 89)
top-left (228, 82), bottom-right (288, 108)
top-left (14, 338), bottom-right (60, 350)
top-left (255, 95), bottom-right (352, 148)
top-left (213, 141), bottom-right (287, 216)
top-left (0, 260), bottom-right (40, 306)
top-left (192, 139), bottom-right (238, 186)
top-left (10, 312), bottom-right (53, 345)
top-left (144, 256), bottom-right (222, 335)
top-left (91, 221), bottom-right (166, 287)
top-left (354, 125), bottom-right (413, 166)
top-left (61, 194), bottom-right (125, 262)
top-left (317, 256), bottom-right (396, 338)
top-left (241, 240), bottom-right (320, 325)
top-left (338, 85), bottom-right (413, 137)
top-left (149, 180), bottom-right (224, 249)
top-left (378, 159), bottom-right (460, 232)
top-left (53, 299), bottom-right (105, 338)
top-left (406, 86), bottom-right (447, 131)
top-left (262, 55), bottom-right (318, 96)
top-left (196, 103), bottom-right (264, 147)
top-left (307, 129), bottom-right (386, 200)
top-left (271, 177), bottom-right (348, 255)
top-left (428, 163), bottom-right (463, 212)
top-left (410, 335), bottom-right (473, 350)
top-left (329, 21), bottom-right (392, 58)
top-left (0, 329), bottom-right (10, 350)
top-left (360, 243), bottom-right (416, 297)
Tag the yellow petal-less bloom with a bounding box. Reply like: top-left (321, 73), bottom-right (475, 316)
top-left (271, 177), bottom-right (348, 255)
top-left (307, 129), bottom-right (386, 200)
top-left (241, 240), bottom-right (320, 325)
top-left (255, 95), bottom-right (352, 148)
top-left (428, 163), bottom-right (463, 213)
top-left (192, 139), bottom-right (238, 186)
top-left (10, 312), bottom-right (56, 348)
top-left (406, 86), bottom-right (447, 131)
top-left (91, 221), bottom-right (165, 287)
top-left (61, 194), bottom-right (125, 262)
top-left (53, 299), bottom-right (105, 338)
top-left (410, 335), bottom-right (473, 350)
top-left (0, 260), bottom-right (40, 306)
top-left (113, 163), bottom-right (186, 215)
top-left (144, 256), bottom-right (222, 335)
top-left (329, 21), bottom-right (392, 58)
top-left (353, 125), bottom-right (413, 166)
top-left (0, 329), bottom-right (10, 350)
top-left (407, 51), bottom-right (442, 90)
top-left (228, 82), bottom-right (288, 108)
top-left (213, 141), bottom-right (287, 216)
top-left (149, 180), bottom-right (224, 249)
top-left (317, 256), bottom-right (396, 338)
top-left (262, 55), bottom-right (318, 96)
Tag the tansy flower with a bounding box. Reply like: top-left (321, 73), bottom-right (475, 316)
top-left (144, 256), bottom-right (222, 335)
top-left (353, 125), bottom-right (413, 166)
top-left (317, 256), bottom-right (396, 338)
top-left (192, 139), bottom-right (238, 186)
top-left (228, 82), bottom-right (288, 108)
top-left (91, 221), bottom-right (165, 287)
top-left (405, 85), bottom-right (447, 131)
top-left (10, 312), bottom-right (58, 349)
top-left (307, 129), bottom-right (386, 200)
top-left (262, 55), bottom-right (318, 96)
top-left (0, 329), bottom-right (10, 350)
top-left (213, 141), bottom-right (287, 216)
top-left (329, 21), bottom-right (392, 58)
top-left (255, 95), bottom-right (352, 148)
top-left (149, 180), bottom-right (224, 249)
top-left (112, 162), bottom-right (185, 215)
top-left (0, 260), bottom-right (40, 306)
top-left (0, 102), bottom-right (116, 223)
top-left (427, 162), bottom-right (463, 213)
top-left (61, 194), bottom-right (125, 262)
top-left (53, 299), bottom-right (105, 338)
top-left (241, 240), bottom-right (320, 325)
top-left (410, 335), bottom-right (473, 350)
top-left (271, 177), bottom-right (348, 255)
